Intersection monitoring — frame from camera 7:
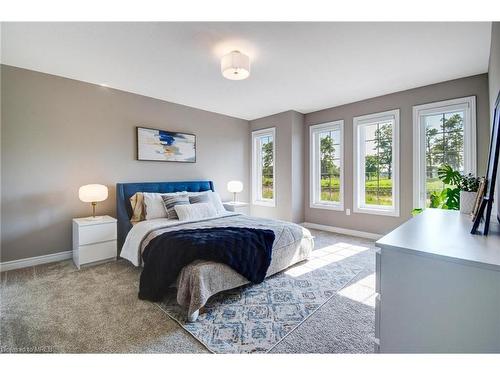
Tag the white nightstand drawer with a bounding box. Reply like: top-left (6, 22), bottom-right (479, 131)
top-left (78, 240), bottom-right (117, 266)
top-left (78, 222), bottom-right (116, 246)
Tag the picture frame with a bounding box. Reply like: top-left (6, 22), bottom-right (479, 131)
top-left (471, 91), bottom-right (500, 235)
top-left (136, 126), bottom-right (196, 163)
top-left (471, 177), bottom-right (486, 222)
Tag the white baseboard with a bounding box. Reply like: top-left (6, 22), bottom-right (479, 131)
top-left (301, 222), bottom-right (383, 240)
top-left (0, 250), bottom-right (72, 272)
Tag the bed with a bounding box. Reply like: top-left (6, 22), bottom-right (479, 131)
top-left (117, 181), bottom-right (314, 322)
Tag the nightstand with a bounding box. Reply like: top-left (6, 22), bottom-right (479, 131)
top-left (72, 215), bottom-right (117, 269)
top-left (223, 201), bottom-right (250, 214)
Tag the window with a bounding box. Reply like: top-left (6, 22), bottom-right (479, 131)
top-left (310, 121), bottom-right (344, 210)
top-left (252, 128), bottom-right (276, 206)
top-left (353, 109), bottom-right (400, 216)
top-left (413, 96), bottom-right (476, 208)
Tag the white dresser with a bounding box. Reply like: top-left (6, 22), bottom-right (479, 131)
top-left (72, 215), bottom-right (117, 269)
top-left (375, 209), bottom-right (500, 353)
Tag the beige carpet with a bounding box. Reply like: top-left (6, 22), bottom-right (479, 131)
top-left (0, 230), bottom-right (376, 353)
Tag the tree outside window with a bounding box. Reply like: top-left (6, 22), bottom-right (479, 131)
top-left (261, 137), bottom-right (274, 199)
top-left (319, 131), bottom-right (341, 202)
top-left (364, 122), bottom-right (393, 206)
top-left (424, 111), bottom-right (464, 205)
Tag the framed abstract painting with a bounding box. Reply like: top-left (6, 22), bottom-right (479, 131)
top-left (136, 126), bottom-right (196, 163)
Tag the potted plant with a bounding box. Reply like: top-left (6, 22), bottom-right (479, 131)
top-left (458, 173), bottom-right (480, 214)
top-left (436, 165), bottom-right (481, 214)
top-left (412, 165), bottom-right (481, 216)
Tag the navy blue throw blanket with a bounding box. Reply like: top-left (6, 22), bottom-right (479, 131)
top-left (138, 227), bottom-right (275, 302)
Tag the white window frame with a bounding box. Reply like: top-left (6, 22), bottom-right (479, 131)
top-left (251, 127), bottom-right (276, 207)
top-left (353, 109), bottom-right (400, 217)
top-left (309, 120), bottom-right (344, 211)
top-left (412, 96), bottom-right (476, 209)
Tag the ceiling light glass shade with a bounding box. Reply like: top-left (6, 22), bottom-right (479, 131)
top-left (221, 51), bottom-right (250, 80)
top-left (227, 180), bottom-right (244, 193)
top-left (79, 184), bottom-right (108, 203)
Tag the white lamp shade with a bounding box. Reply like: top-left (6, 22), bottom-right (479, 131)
top-left (227, 180), bottom-right (243, 193)
top-left (221, 51), bottom-right (250, 80)
top-left (79, 184), bottom-right (108, 203)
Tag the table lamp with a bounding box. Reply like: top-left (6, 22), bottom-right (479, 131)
top-left (227, 180), bottom-right (243, 203)
top-left (79, 184), bottom-right (108, 220)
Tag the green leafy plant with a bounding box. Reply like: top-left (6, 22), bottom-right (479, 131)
top-left (413, 166), bottom-right (483, 215)
top-left (430, 186), bottom-right (460, 210)
top-left (459, 173), bottom-right (480, 192)
top-left (437, 164), bottom-right (461, 186)
top-left (411, 208), bottom-right (423, 216)
top-left (413, 164), bottom-right (464, 214)
top-left (428, 165), bottom-right (460, 210)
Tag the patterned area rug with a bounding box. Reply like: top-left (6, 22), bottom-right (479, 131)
top-left (157, 239), bottom-right (374, 353)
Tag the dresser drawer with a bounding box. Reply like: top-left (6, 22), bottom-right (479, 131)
top-left (78, 240), bottom-right (117, 266)
top-left (77, 222), bottom-right (116, 246)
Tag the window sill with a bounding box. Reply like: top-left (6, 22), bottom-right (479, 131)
top-left (310, 202), bottom-right (344, 211)
top-left (353, 206), bottom-right (399, 217)
top-left (252, 200), bottom-right (276, 208)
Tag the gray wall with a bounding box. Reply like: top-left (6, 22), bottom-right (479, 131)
top-left (304, 74), bottom-right (491, 235)
top-left (249, 110), bottom-right (304, 223)
top-left (290, 111), bottom-right (305, 223)
top-left (490, 23), bottom-right (500, 118)
top-left (489, 22), bottom-right (500, 219)
top-left (1, 63), bottom-right (494, 262)
top-left (1, 65), bottom-right (250, 262)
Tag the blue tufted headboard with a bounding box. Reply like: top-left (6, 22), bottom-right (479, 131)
top-left (116, 180), bottom-right (215, 251)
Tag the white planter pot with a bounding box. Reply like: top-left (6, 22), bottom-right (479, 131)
top-left (460, 191), bottom-right (476, 214)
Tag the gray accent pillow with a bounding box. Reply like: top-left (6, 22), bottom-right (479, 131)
top-left (143, 191), bottom-right (187, 220)
top-left (188, 191), bottom-right (226, 215)
top-left (189, 193), bottom-right (211, 204)
top-left (162, 194), bottom-right (190, 220)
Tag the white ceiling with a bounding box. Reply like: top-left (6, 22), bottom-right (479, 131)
top-left (1, 22), bottom-right (492, 120)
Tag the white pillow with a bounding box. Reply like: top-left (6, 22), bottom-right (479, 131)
top-left (188, 191), bottom-right (226, 215)
top-left (208, 192), bottom-right (226, 215)
top-left (174, 202), bottom-right (217, 221)
top-left (143, 191), bottom-right (186, 220)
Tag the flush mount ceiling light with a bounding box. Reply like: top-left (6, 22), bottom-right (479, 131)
top-left (221, 50), bottom-right (250, 80)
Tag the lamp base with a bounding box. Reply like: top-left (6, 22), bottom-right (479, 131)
top-left (85, 202), bottom-right (103, 221)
